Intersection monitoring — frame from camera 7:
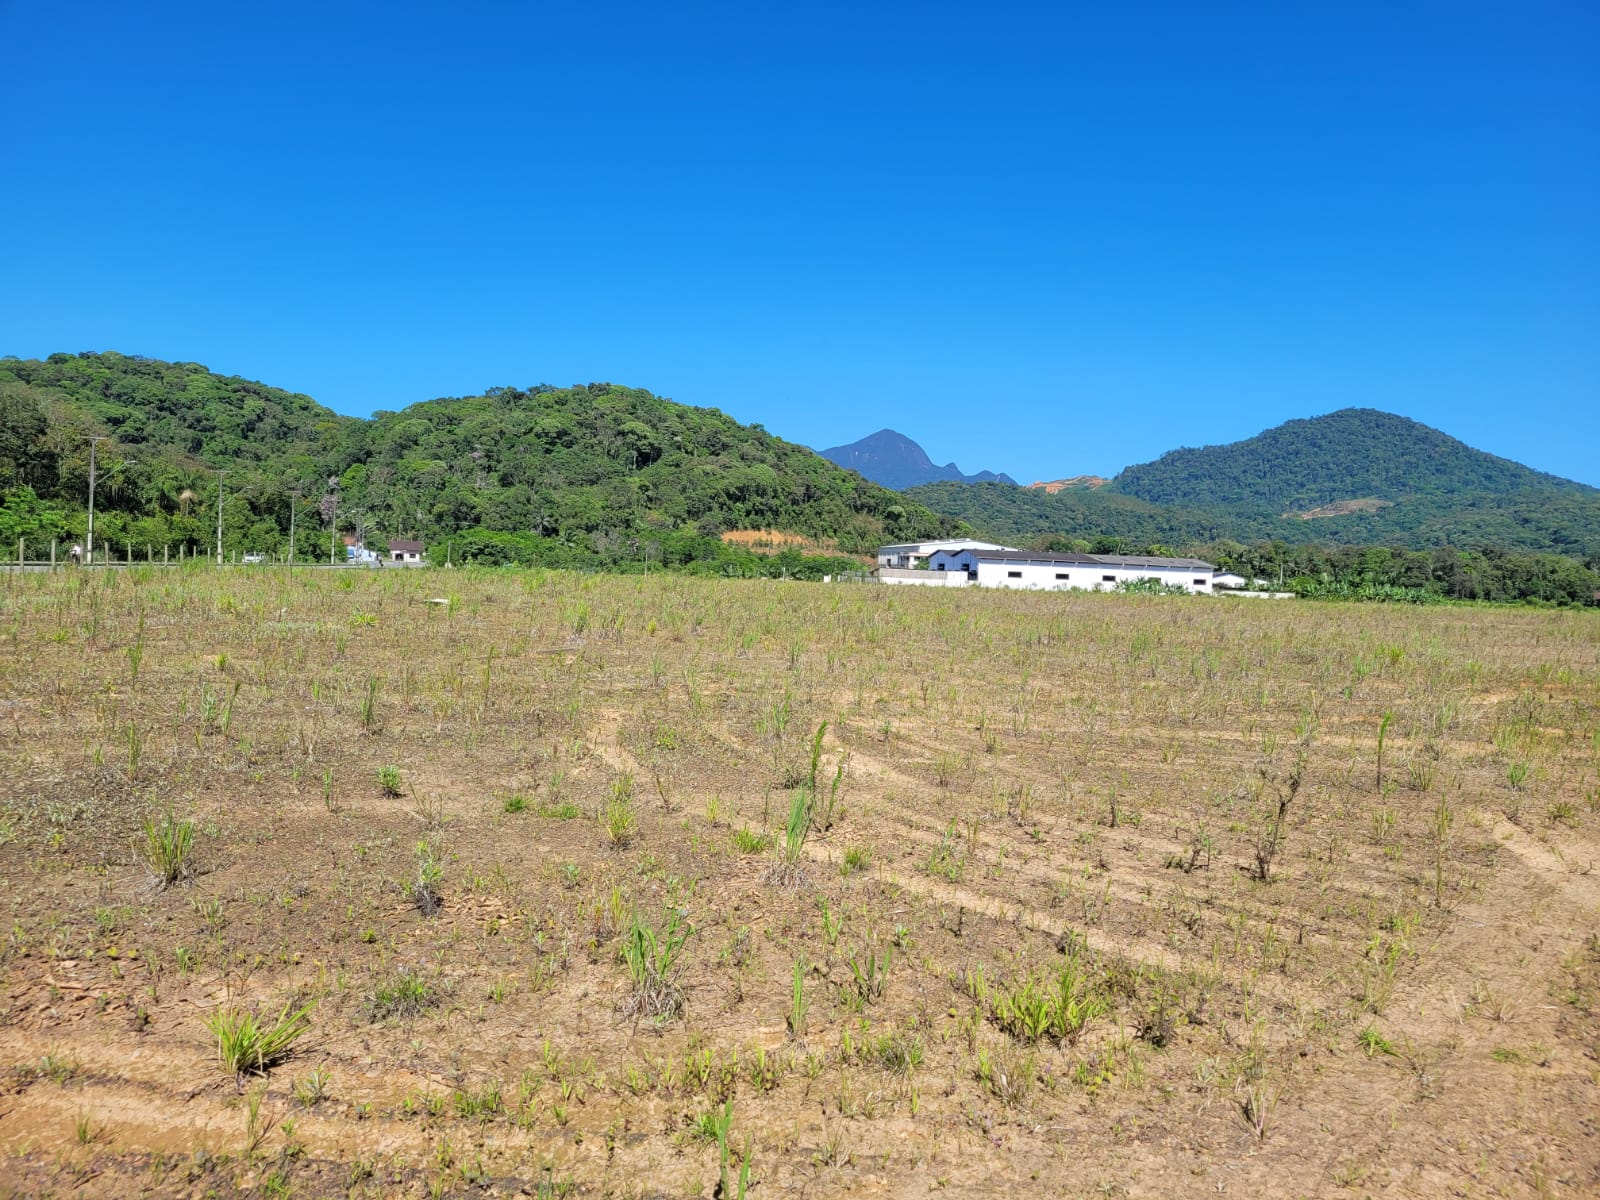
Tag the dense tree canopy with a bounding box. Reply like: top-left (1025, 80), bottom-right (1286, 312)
top-left (1113, 407), bottom-right (1595, 511)
top-left (3, 353), bottom-right (1595, 604)
top-left (912, 478), bottom-right (1600, 560)
top-left (0, 352), bottom-right (959, 569)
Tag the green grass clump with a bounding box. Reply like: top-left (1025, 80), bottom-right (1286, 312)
top-left (377, 765), bottom-right (403, 797)
top-left (621, 909), bottom-right (689, 1021)
top-left (604, 797), bottom-right (636, 848)
top-left (966, 954), bottom-right (1109, 1046)
top-left (1357, 1024), bottom-right (1395, 1057)
top-left (765, 785), bottom-right (812, 887)
top-left (840, 845), bottom-right (872, 876)
top-left (453, 1079), bottom-right (503, 1120)
top-left (540, 800), bottom-right (581, 820)
top-left (203, 1000), bottom-right (314, 1087)
top-left (141, 811), bottom-right (195, 889)
top-left (732, 826), bottom-right (772, 855)
top-left (366, 970), bottom-right (435, 1021)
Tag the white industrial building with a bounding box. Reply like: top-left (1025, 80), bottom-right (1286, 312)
top-left (876, 545), bottom-right (1217, 593)
top-left (876, 538), bottom-right (1017, 569)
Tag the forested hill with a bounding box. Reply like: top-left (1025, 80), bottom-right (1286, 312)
top-left (902, 407), bottom-right (1600, 560)
top-left (908, 479), bottom-right (1600, 558)
top-left (1113, 408), bottom-right (1594, 510)
top-left (0, 351), bottom-right (959, 568)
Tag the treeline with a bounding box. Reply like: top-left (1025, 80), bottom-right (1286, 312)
top-left (0, 352), bottom-right (959, 571)
top-left (1025, 532), bottom-right (1599, 607)
top-left (911, 477), bottom-right (1600, 560)
top-left (1217, 542), bottom-right (1600, 607)
top-left (444, 528), bottom-right (862, 579)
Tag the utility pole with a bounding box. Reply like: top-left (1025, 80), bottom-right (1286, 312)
top-left (327, 477), bottom-right (340, 565)
top-left (216, 470), bottom-right (225, 565)
top-left (86, 437), bottom-right (104, 565)
top-left (287, 490), bottom-right (315, 569)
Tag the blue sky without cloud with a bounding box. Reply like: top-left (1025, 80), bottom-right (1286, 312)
top-left (2, 1), bottom-right (1595, 485)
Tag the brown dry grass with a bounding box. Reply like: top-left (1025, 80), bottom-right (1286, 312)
top-left (0, 565), bottom-right (1596, 1198)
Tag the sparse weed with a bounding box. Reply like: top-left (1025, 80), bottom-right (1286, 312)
top-left (976, 1043), bottom-right (1035, 1107)
top-left (788, 958), bottom-right (808, 1040)
top-left (413, 838), bottom-right (444, 915)
top-left (293, 1065), bottom-right (332, 1107)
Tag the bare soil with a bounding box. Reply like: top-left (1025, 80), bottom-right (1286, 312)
top-left (0, 567), bottom-right (1596, 1198)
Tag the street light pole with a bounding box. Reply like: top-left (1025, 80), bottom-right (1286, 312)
top-left (216, 470), bottom-right (224, 566)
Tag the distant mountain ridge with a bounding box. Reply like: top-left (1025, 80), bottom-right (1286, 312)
top-left (908, 408), bottom-right (1600, 558)
top-left (1113, 408), bottom-right (1595, 511)
top-left (821, 429), bottom-right (1016, 490)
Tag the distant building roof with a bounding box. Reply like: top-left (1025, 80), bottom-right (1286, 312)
top-left (934, 547), bottom-right (1217, 571)
top-left (877, 539), bottom-right (1017, 555)
top-left (390, 539), bottom-right (425, 553)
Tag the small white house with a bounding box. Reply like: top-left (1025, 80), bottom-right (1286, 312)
top-left (876, 539), bottom-right (1018, 569)
top-left (390, 539), bottom-right (425, 564)
top-left (923, 546), bottom-right (1217, 593)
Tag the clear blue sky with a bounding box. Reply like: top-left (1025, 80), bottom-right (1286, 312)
top-left (3, 1), bottom-right (1596, 485)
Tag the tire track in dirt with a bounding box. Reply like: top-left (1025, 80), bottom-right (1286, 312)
top-left (826, 737), bottom-right (1382, 986)
top-left (795, 844), bottom-right (1315, 1012)
top-left (584, 707), bottom-right (650, 780)
top-left (702, 719), bottom-right (1346, 1012)
top-left (1489, 817), bottom-right (1600, 912)
top-left (1297, 811), bottom-right (1600, 1197)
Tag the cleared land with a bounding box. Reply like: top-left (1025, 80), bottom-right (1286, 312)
top-left (0, 567), bottom-right (1596, 1198)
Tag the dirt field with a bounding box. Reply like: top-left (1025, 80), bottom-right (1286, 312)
top-left (1, 567), bottom-right (1596, 1198)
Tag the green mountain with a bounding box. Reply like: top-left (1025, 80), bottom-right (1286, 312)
top-left (1114, 408), bottom-right (1593, 511)
top-left (820, 429), bottom-right (1016, 489)
top-left (0, 351), bottom-right (959, 571)
top-left (909, 409), bottom-right (1600, 559)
